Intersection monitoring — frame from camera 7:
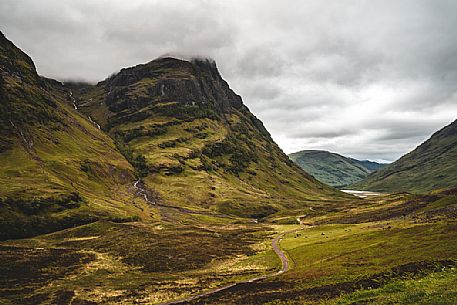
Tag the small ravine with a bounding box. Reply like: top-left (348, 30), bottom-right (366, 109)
top-left (68, 89), bottom-right (101, 130)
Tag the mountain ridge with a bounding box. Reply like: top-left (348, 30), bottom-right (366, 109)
top-left (0, 31), bottom-right (148, 240)
top-left (288, 149), bottom-right (386, 188)
top-left (353, 119), bottom-right (457, 193)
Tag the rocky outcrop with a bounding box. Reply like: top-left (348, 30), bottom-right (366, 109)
top-left (102, 57), bottom-right (243, 116)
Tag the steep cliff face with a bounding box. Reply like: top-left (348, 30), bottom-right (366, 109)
top-left (0, 31), bottom-right (37, 82)
top-left (103, 58), bottom-right (244, 115)
top-left (0, 31), bottom-right (52, 152)
top-left (74, 57), bottom-right (343, 218)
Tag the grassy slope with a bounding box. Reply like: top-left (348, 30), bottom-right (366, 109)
top-left (73, 58), bottom-right (346, 218)
top-left (354, 119), bottom-right (457, 193)
top-left (0, 32), bottom-right (148, 240)
top-left (186, 189), bottom-right (457, 304)
top-left (331, 266), bottom-right (457, 305)
top-left (288, 150), bottom-right (385, 188)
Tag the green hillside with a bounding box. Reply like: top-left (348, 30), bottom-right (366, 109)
top-left (354, 120), bottom-right (457, 193)
top-left (0, 32), bottom-right (151, 240)
top-left (289, 150), bottom-right (386, 188)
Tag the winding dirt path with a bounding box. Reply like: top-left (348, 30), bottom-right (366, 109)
top-left (271, 231), bottom-right (291, 274)
top-left (132, 179), bottom-right (302, 304)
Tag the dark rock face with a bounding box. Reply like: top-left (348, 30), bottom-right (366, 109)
top-left (102, 57), bottom-right (243, 115)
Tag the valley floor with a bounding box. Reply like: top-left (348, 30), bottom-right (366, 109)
top-left (0, 191), bottom-right (456, 305)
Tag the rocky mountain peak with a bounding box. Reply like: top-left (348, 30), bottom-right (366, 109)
top-left (102, 56), bottom-right (243, 116)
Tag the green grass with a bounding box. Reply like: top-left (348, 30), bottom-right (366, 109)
top-left (1, 184), bottom-right (456, 304)
top-left (186, 192), bottom-right (457, 304)
top-left (282, 221), bottom-right (457, 284)
top-left (331, 266), bottom-right (457, 305)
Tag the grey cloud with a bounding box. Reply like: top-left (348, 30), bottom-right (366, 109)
top-left (290, 128), bottom-right (358, 140)
top-left (229, 45), bottom-right (289, 78)
top-left (1, 0), bottom-right (457, 161)
top-left (369, 118), bottom-right (448, 141)
top-left (239, 82), bottom-right (282, 101)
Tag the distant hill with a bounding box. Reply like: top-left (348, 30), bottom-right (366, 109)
top-left (354, 119), bottom-right (457, 193)
top-left (288, 150), bottom-right (386, 188)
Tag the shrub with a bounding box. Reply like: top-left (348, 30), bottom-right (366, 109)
top-left (0, 193), bottom-right (82, 216)
top-left (133, 155), bottom-right (149, 178)
top-left (114, 135), bottom-right (149, 178)
top-left (202, 134), bottom-right (257, 174)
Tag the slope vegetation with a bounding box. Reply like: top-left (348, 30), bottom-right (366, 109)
top-left (0, 32), bottom-right (145, 240)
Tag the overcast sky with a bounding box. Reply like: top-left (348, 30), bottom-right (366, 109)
top-left (2, 0), bottom-right (457, 162)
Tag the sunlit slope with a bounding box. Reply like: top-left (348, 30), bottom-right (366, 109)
top-left (74, 57), bottom-right (345, 217)
top-left (0, 32), bottom-right (144, 240)
top-left (354, 120), bottom-right (457, 193)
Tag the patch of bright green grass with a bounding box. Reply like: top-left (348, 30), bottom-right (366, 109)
top-left (281, 221), bottom-right (457, 287)
top-left (332, 265), bottom-right (457, 305)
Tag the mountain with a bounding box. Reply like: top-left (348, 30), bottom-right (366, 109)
top-left (355, 159), bottom-right (386, 172)
top-left (69, 57), bottom-right (344, 218)
top-left (0, 32), bottom-right (344, 240)
top-left (288, 150), bottom-right (386, 188)
top-left (354, 119), bottom-right (457, 193)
